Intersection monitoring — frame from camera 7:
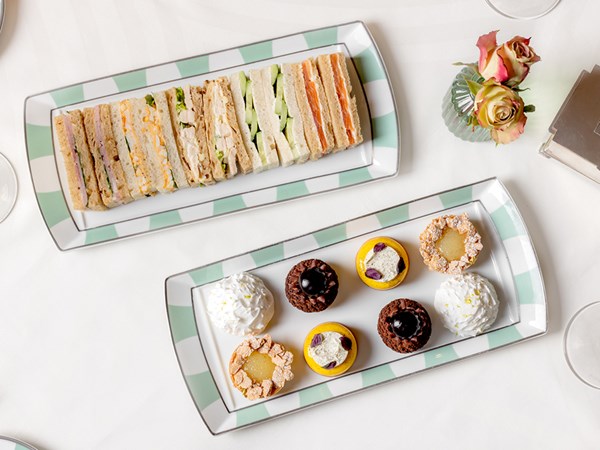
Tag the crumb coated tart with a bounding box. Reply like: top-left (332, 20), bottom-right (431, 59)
top-left (377, 299), bottom-right (432, 353)
top-left (303, 322), bottom-right (357, 376)
top-left (355, 237), bottom-right (409, 290)
top-left (285, 259), bottom-right (339, 312)
top-left (419, 213), bottom-right (482, 275)
top-left (229, 335), bottom-right (294, 400)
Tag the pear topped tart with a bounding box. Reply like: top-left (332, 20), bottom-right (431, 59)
top-left (419, 213), bottom-right (483, 274)
top-left (229, 335), bottom-right (294, 400)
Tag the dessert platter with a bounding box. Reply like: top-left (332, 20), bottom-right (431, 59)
top-left (24, 21), bottom-right (399, 250)
top-left (165, 177), bottom-right (547, 434)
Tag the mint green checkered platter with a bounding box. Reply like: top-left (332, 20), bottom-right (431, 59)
top-left (24, 21), bottom-right (399, 250)
top-left (165, 177), bottom-right (547, 434)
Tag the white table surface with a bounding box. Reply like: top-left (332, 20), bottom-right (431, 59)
top-left (1, 0), bottom-right (599, 449)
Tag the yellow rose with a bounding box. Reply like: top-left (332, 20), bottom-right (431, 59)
top-left (473, 79), bottom-right (527, 144)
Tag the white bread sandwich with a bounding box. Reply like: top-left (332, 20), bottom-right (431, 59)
top-left (132, 95), bottom-right (179, 193)
top-left (82, 104), bottom-right (133, 208)
top-left (202, 77), bottom-right (252, 180)
top-left (166, 86), bottom-right (214, 187)
top-left (54, 110), bottom-right (105, 210)
top-left (229, 71), bottom-right (277, 173)
top-left (280, 64), bottom-right (311, 164)
top-left (316, 53), bottom-right (363, 150)
top-left (110, 100), bottom-right (156, 199)
top-left (291, 58), bottom-right (336, 159)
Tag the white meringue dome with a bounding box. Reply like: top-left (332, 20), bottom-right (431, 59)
top-left (206, 272), bottom-right (274, 336)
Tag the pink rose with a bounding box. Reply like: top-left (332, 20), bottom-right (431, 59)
top-left (473, 79), bottom-right (527, 144)
top-left (477, 31), bottom-right (541, 87)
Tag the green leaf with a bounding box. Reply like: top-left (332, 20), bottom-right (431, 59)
top-left (145, 94), bottom-right (155, 107)
top-left (453, 62), bottom-right (479, 72)
top-left (466, 79), bottom-right (483, 97)
top-left (524, 104), bottom-right (536, 113)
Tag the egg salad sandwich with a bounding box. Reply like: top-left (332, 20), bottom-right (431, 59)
top-left (166, 86), bottom-right (214, 187)
top-left (201, 77), bottom-right (252, 180)
top-left (132, 94), bottom-right (181, 193)
top-left (82, 104), bottom-right (133, 208)
top-left (291, 58), bottom-right (336, 159)
top-left (110, 99), bottom-right (157, 199)
top-left (54, 110), bottom-right (105, 211)
top-left (316, 53), bottom-right (363, 150)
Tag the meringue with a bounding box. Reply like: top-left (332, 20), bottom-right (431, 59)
top-left (206, 272), bottom-right (274, 336)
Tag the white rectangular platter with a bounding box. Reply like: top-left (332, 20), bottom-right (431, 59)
top-left (24, 21), bottom-right (399, 250)
top-left (165, 177), bottom-right (547, 434)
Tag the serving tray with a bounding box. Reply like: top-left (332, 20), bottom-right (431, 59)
top-left (165, 177), bottom-right (547, 434)
top-left (24, 21), bottom-right (399, 250)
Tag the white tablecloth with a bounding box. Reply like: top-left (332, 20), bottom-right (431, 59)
top-left (1, 0), bottom-right (599, 448)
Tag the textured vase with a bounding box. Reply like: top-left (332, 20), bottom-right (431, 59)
top-left (442, 66), bottom-right (492, 142)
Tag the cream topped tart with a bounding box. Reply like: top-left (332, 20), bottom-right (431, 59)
top-left (419, 213), bottom-right (482, 274)
top-left (356, 237), bottom-right (410, 290)
top-left (229, 335), bottom-right (294, 400)
top-left (303, 322), bottom-right (357, 376)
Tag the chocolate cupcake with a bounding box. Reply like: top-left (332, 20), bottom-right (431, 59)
top-left (377, 299), bottom-right (431, 353)
top-left (285, 259), bottom-right (339, 313)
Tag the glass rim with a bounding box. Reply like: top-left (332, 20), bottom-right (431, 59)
top-left (563, 301), bottom-right (600, 390)
top-left (484, 0), bottom-right (562, 20)
top-left (0, 152), bottom-right (17, 223)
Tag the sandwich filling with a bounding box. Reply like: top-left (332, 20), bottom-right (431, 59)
top-left (330, 53), bottom-right (357, 146)
top-left (173, 87), bottom-right (206, 185)
top-left (271, 65), bottom-right (299, 160)
top-left (62, 114), bottom-right (88, 207)
top-left (209, 82), bottom-right (238, 176)
top-left (236, 73), bottom-right (269, 166)
top-left (301, 60), bottom-right (328, 149)
top-left (143, 95), bottom-right (177, 191)
top-left (120, 101), bottom-right (154, 196)
top-left (92, 106), bottom-right (120, 201)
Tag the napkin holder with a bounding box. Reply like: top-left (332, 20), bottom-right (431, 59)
top-left (539, 65), bottom-right (600, 184)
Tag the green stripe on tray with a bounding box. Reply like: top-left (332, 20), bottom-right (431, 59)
top-left (361, 364), bottom-right (395, 387)
top-left (36, 191), bottom-right (69, 228)
top-left (149, 210), bottom-right (182, 230)
top-left (376, 204), bottom-right (409, 228)
top-left (251, 243), bottom-right (284, 267)
top-left (189, 262), bottom-right (224, 286)
top-left (440, 186), bottom-right (473, 209)
top-left (168, 305), bottom-right (198, 343)
top-left (371, 112), bottom-right (397, 149)
top-left (299, 384), bottom-right (333, 407)
top-left (303, 27), bottom-right (338, 48)
top-left (313, 224), bottom-right (347, 248)
top-left (85, 225), bottom-right (118, 245)
top-left (176, 55), bottom-right (209, 78)
top-left (490, 204), bottom-right (525, 240)
top-left (26, 124), bottom-right (53, 160)
top-left (514, 270), bottom-right (540, 304)
top-left (113, 69), bottom-right (147, 92)
top-left (339, 167), bottom-right (372, 187)
top-left (187, 371), bottom-right (220, 410)
top-left (236, 403), bottom-right (270, 427)
top-left (213, 195), bottom-right (246, 215)
top-left (239, 41), bottom-right (273, 64)
top-left (276, 180), bottom-right (309, 201)
top-left (487, 326), bottom-right (523, 349)
top-left (424, 346), bottom-right (459, 368)
top-left (16, 445), bottom-right (32, 450)
top-left (354, 46), bottom-right (385, 83)
top-left (50, 84), bottom-right (84, 107)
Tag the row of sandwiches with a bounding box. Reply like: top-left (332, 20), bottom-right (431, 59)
top-left (54, 52), bottom-right (363, 210)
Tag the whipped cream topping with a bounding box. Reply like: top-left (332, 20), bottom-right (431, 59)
top-left (307, 331), bottom-right (348, 368)
top-left (365, 246), bottom-right (400, 282)
top-left (206, 272), bottom-right (274, 336)
top-left (434, 273), bottom-right (499, 337)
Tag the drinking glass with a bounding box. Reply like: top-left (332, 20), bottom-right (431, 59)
top-left (485, 0), bottom-right (561, 19)
top-left (0, 152), bottom-right (17, 222)
top-left (564, 302), bottom-right (600, 389)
